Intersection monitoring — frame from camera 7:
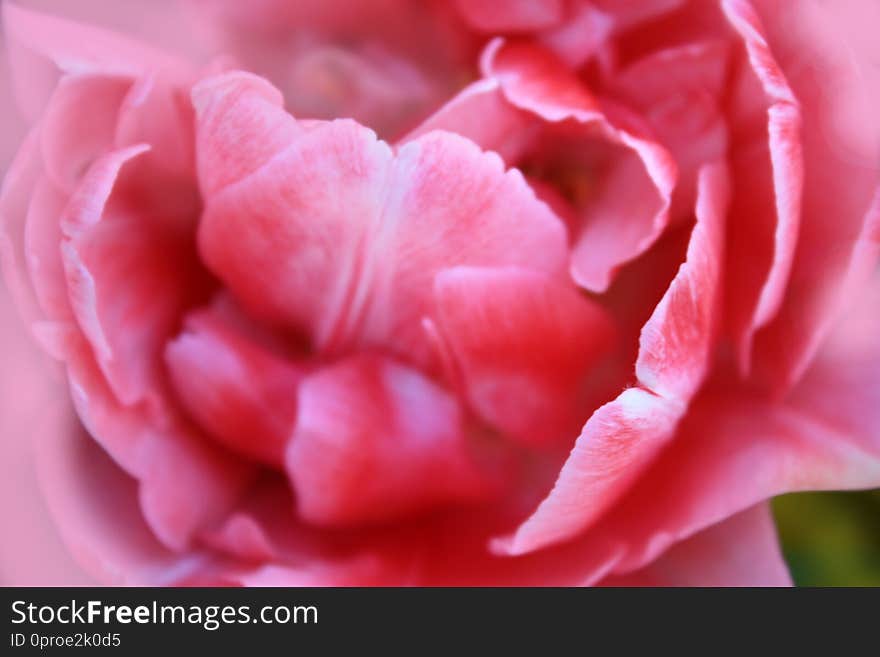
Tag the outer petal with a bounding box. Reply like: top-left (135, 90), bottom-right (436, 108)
top-left (61, 146), bottom-right (208, 407)
top-left (432, 266), bottom-right (615, 447)
top-left (3, 3), bottom-right (186, 120)
top-left (601, 504), bottom-right (792, 586)
top-left (721, 0), bottom-right (804, 373)
top-left (494, 162), bottom-right (729, 555)
top-left (746, 0), bottom-right (880, 390)
top-left (286, 354), bottom-right (494, 527)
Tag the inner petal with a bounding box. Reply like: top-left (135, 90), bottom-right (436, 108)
top-left (285, 353), bottom-right (498, 528)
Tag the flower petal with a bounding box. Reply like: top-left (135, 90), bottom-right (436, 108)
top-left (601, 504), bottom-right (792, 586)
top-left (197, 73), bottom-right (567, 365)
top-left (744, 0), bottom-right (880, 390)
top-left (61, 146), bottom-right (208, 407)
top-left (165, 301), bottom-right (307, 467)
top-left (3, 3), bottom-right (186, 120)
top-left (494, 162), bottom-right (729, 555)
top-left (721, 0), bottom-right (804, 374)
top-left (47, 325), bottom-right (254, 551)
top-left (432, 266), bottom-right (615, 447)
top-left (286, 354), bottom-right (494, 527)
top-left (482, 40), bottom-right (677, 291)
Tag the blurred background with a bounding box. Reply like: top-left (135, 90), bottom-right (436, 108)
top-left (0, 0), bottom-right (877, 587)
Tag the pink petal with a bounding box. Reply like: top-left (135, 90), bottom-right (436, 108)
top-left (744, 0), bottom-right (880, 390)
top-left (0, 128), bottom-right (44, 323)
top-left (482, 40), bottom-right (677, 291)
top-left (454, 0), bottom-right (566, 32)
top-left (432, 266), bottom-right (615, 447)
top-left (3, 3), bottom-right (187, 120)
top-left (165, 302), bottom-right (307, 467)
top-left (192, 71), bottom-right (306, 199)
top-left (24, 175), bottom-right (71, 320)
top-left (601, 504), bottom-right (792, 586)
top-left (61, 145), bottom-right (208, 407)
top-left (609, 41), bottom-right (731, 221)
top-left (721, 0), bottom-right (804, 374)
top-left (196, 73), bottom-right (567, 365)
top-left (34, 403), bottom-right (214, 584)
top-left (494, 162), bottom-right (729, 555)
top-left (286, 354), bottom-right (494, 527)
top-left (636, 162), bottom-right (729, 400)
top-left (48, 326), bottom-right (254, 552)
top-left (39, 73), bottom-right (133, 192)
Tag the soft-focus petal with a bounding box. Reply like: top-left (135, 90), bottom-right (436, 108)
top-left (746, 0), bottom-right (880, 391)
top-left (165, 300), bottom-right (307, 467)
top-left (61, 146), bottom-right (207, 407)
top-left (721, 0), bottom-right (804, 374)
top-left (286, 354), bottom-right (494, 527)
top-left (3, 3), bottom-right (186, 120)
top-left (47, 324), bottom-right (254, 551)
top-left (601, 504), bottom-right (792, 586)
top-left (495, 162), bottom-right (729, 555)
top-left (432, 266), bottom-right (615, 447)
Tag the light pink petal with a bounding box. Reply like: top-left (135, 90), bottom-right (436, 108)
top-left (192, 71), bottom-right (306, 198)
top-left (454, 0), bottom-right (566, 32)
top-left (432, 266), bottom-right (615, 447)
top-left (602, 504), bottom-right (792, 586)
top-left (3, 3), bottom-right (187, 120)
top-left (39, 73), bottom-right (132, 192)
top-left (609, 41), bottom-right (731, 221)
top-left (286, 354), bottom-right (494, 528)
top-left (46, 325), bottom-right (254, 552)
top-left (480, 40), bottom-right (677, 292)
top-left (364, 130), bottom-right (569, 364)
top-left (115, 75), bottom-right (196, 180)
top-left (165, 303), bottom-right (307, 467)
top-left (494, 162), bottom-right (729, 555)
top-left (197, 73), bottom-right (567, 365)
top-left (399, 78), bottom-right (535, 163)
top-left (583, 269), bottom-right (880, 577)
top-left (0, 128), bottom-right (44, 323)
top-left (721, 0), bottom-right (805, 374)
top-left (24, 175), bottom-right (71, 319)
top-left (636, 162), bottom-right (729, 400)
top-left (744, 0), bottom-right (880, 390)
top-left (61, 146), bottom-right (208, 407)
top-left (34, 404), bottom-right (215, 584)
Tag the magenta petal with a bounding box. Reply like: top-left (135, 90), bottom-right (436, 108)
top-left (165, 303), bottom-right (306, 467)
top-left (432, 266), bottom-right (615, 447)
top-left (286, 354), bottom-right (493, 527)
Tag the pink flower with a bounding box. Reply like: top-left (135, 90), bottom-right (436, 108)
top-left (0, 0), bottom-right (878, 586)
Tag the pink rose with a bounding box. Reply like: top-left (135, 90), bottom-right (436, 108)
top-left (0, 0), bottom-right (878, 586)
